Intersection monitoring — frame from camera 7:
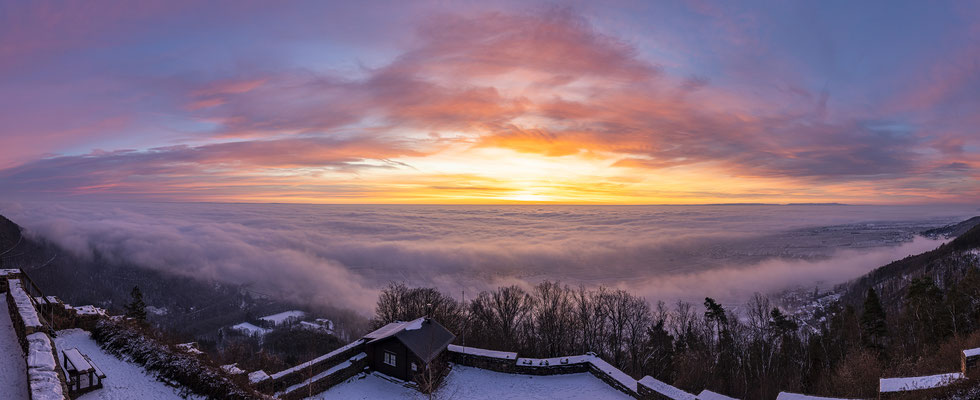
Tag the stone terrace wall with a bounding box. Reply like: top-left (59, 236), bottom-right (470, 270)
top-left (261, 338), bottom-right (367, 394)
top-left (448, 346), bottom-right (639, 398)
top-left (5, 276), bottom-right (70, 400)
top-left (278, 353), bottom-right (369, 400)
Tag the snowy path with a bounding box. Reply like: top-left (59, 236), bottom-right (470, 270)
top-left (0, 294), bottom-right (29, 400)
top-left (310, 365), bottom-right (633, 400)
top-left (54, 329), bottom-right (201, 400)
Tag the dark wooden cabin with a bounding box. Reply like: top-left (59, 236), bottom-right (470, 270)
top-left (363, 317), bottom-right (455, 381)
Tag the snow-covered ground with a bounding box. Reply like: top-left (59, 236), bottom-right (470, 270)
top-left (309, 365), bottom-right (632, 400)
top-left (0, 295), bottom-right (29, 400)
top-left (53, 329), bottom-right (202, 400)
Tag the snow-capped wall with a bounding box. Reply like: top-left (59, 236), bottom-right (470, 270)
top-left (261, 338), bottom-right (367, 394)
top-left (26, 332), bottom-right (67, 400)
top-left (448, 346), bottom-right (638, 397)
top-left (8, 279), bottom-right (42, 332)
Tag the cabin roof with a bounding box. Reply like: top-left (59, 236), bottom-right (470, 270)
top-left (365, 317), bottom-right (455, 363)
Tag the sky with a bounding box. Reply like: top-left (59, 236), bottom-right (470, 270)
top-left (1, 0), bottom-right (979, 205)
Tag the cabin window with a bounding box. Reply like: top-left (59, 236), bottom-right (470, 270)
top-left (384, 351), bottom-right (397, 367)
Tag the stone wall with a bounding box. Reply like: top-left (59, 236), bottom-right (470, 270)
top-left (278, 354), bottom-right (369, 400)
top-left (448, 347), bottom-right (639, 398)
top-left (263, 339), bottom-right (367, 394)
top-left (447, 350), bottom-right (519, 374)
top-left (5, 277), bottom-right (70, 400)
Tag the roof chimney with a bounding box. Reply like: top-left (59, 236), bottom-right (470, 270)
top-left (425, 303), bottom-right (433, 322)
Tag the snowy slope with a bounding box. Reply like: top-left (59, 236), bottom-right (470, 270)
top-left (309, 365), bottom-right (633, 400)
top-left (0, 295), bottom-right (29, 400)
top-left (53, 329), bottom-right (202, 400)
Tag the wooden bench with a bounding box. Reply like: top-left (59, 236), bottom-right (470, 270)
top-left (63, 348), bottom-right (106, 395)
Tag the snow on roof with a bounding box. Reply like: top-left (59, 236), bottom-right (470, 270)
top-left (231, 322), bottom-right (270, 337)
top-left (26, 332), bottom-right (64, 400)
top-left (698, 389), bottom-right (740, 400)
top-left (221, 363), bottom-right (245, 375)
top-left (259, 310), bottom-right (305, 325)
top-left (248, 370), bottom-right (270, 384)
top-left (270, 338), bottom-right (366, 380)
top-left (964, 347), bottom-right (980, 358)
top-left (365, 318), bottom-right (455, 364)
top-left (775, 392), bottom-right (859, 400)
top-left (447, 344), bottom-right (517, 360)
top-left (879, 372), bottom-right (964, 393)
top-left (638, 376), bottom-right (696, 400)
top-left (8, 279), bottom-right (41, 328)
top-left (364, 318), bottom-right (424, 340)
top-left (281, 352), bottom-right (367, 395)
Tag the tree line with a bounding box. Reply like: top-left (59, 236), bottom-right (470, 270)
top-left (374, 267), bottom-right (980, 399)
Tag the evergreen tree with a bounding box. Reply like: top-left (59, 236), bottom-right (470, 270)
top-left (125, 285), bottom-right (147, 322)
top-left (860, 288), bottom-right (887, 352)
top-left (769, 308), bottom-right (798, 336)
top-left (704, 297), bottom-right (728, 336)
top-left (642, 319), bottom-right (675, 380)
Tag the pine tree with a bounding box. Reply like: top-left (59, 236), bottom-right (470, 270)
top-left (769, 308), bottom-right (798, 336)
top-left (125, 285), bottom-right (147, 322)
top-left (860, 287), bottom-right (887, 352)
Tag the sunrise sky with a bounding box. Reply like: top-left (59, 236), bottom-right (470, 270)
top-left (1, 1), bottom-right (978, 204)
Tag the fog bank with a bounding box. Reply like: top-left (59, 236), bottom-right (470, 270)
top-left (0, 201), bottom-right (973, 312)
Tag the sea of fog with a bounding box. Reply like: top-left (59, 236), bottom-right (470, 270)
top-left (1, 202), bottom-right (977, 312)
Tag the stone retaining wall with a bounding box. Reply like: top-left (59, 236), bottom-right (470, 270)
top-left (5, 277), bottom-right (70, 400)
top-left (278, 353), bottom-right (369, 400)
top-left (263, 339), bottom-right (367, 394)
top-left (448, 347), bottom-right (639, 398)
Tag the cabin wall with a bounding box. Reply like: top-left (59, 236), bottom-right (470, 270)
top-left (368, 338), bottom-right (410, 381)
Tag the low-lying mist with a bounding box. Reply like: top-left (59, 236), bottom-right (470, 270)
top-left (0, 201), bottom-right (973, 313)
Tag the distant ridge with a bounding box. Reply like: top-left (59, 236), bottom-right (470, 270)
top-left (921, 216), bottom-right (980, 239)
